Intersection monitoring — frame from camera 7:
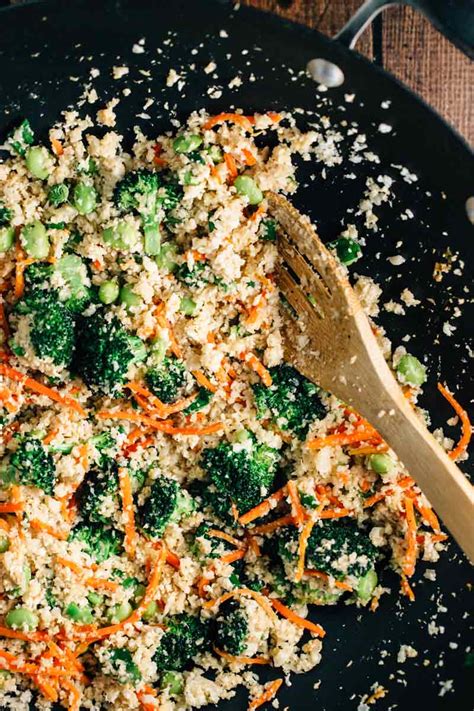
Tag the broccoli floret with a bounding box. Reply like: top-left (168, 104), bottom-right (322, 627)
top-left (200, 437), bottom-right (279, 517)
top-left (9, 437), bottom-right (56, 494)
top-left (54, 254), bottom-right (91, 314)
top-left (0, 202), bottom-right (12, 227)
top-left (23, 262), bottom-right (53, 287)
top-left (76, 461), bottom-right (118, 523)
top-left (8, 119), bottom-right (34, 156)
top-left (74, 311), bottom-right (146, 394)
top-left (277, 520), bottom-right (377, 580)
top-left (13, 288), bottom-right (75, 369)
top-left (145, 356), bottom-right (187, 404)
top-left (138, 476), bottom-right (193, 538)
top-left (104, 648), bottom-right (142, 686)
top-left (183, 387), bottom-right (213, 414)
top-left (69, 521), bottom-right (123, 563)
top-left (252, 364), bottom-right (326, 439)
top-left (153, 614), bottom-right (209, 672)
top-left (214, 601), bottom-right (249, 655)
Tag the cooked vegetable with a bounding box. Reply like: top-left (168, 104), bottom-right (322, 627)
top-left (234, 175), bottom-right (263, 205)
top-left (73, 182), bottom-right (97, 215)
top-left (25, 146), bottom-right (51, 180)
top-left (153, 614), bottom-right (209, 672)
top-left (329, 236), bottom-right (362, 266)
top-left (214, 600), bottom-right (249, 655)
top-left (396, 354), bottom-right (427, 386)
top-left (20, 221), bottom-right (50, 259)
top-left (145, 356), bottom-right (187, 403)
top-left (104, 647), bottom-right (142, 685)
top-left (138, 476), bottom-right (193, 538)
top-left (69, 521), bottom-right (123, 563)
top-left (10, 437), bottom-right (56, 494)
top-left (48, 182), bottom-right (70, 207)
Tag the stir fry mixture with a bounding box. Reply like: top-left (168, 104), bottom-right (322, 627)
top-left (0, 110), bottom-right (470, 711)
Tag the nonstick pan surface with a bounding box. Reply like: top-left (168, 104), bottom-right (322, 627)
top-left (0, 1), bottom-right (472, 709)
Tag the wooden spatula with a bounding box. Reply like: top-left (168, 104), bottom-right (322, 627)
top-left (267, 192), bottom-right (474, 562)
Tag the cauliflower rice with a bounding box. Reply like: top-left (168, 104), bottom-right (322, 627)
top-left (0, 108), bottom-right (465, 711)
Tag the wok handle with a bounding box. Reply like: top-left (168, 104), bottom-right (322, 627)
top-left (336, 0), bottom-right (474, 59)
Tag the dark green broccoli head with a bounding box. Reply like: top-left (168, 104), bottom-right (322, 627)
top-left (74, 311), bottom-right (146, 394)
top-left (13, 288), bottom-right (75, 368)
top-left (10, 437), bottom-right (56, 494)
top-left (69, 521), bottom-right (123, 563)
top-left (114, 169), bottom-right (160, 214)
top-left (192, 521), bottom-right (234, 560)
top-left (145, 356), bottom-right (187, 404)
top-left (24, 262), bottom-right (53, 287)
top-left (159, 174), bottom-right (182, 213)
top-left (277, 520), bottom-right (377, 579)
top-left (105, 648), bottom-right (142, 686)
top-left (200, 437), bottom-right (279, 517)
top-left (252, 364), bottom-right (326, 439)
top-left (214, 601), bottom-right (249, 655)
top-left (138, 476), bottom-right (193, 538)
top-left (0, 203), bottom-right (12, 227)
top-left (76, 461), bottom-right (118, 523)
top-left (153, 614), bottom-right (209, 672)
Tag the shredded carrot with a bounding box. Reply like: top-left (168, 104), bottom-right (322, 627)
top-left (0, 502), bottom-right (24, 514)
top-left (319, 507), bottom-right (351, 519)
top-left (30, 519), bottom-right (69, 540)
top-left (224, 152), bottom-right (238, 179)
top-left (307, 427), bottom-right (380, 450)
top-left (403, 496), bottom-right (417, 577)
top-left (242, 148), bottom-right (257, 166)
top-left (191, 370), bottom-right (218, 393)
top-left (363, 490), bottom-right (393, 509)
top-left (219, 549), bottom-right (246, 565)
top-left (0, 364), bottom-right (86, 415)
top-left (246, 293), bottom-right (267, 326)
top-left (400, 574), bottom-right (415, 601)
top-left (0, 518), bottom-right (9, 531)
top-left (34, 674), bottom-right (58, 702)
top-left (56, 557), bottom-right (84, 575)
top-left (398, 475), bottom-right (414, 489)
top-left (349, 444), bottom-right (389, 455)
top-left (250, 514), bottom-right (295, 536)
top-left (270, 598), bottom-right (325, 637)
top-left (214, 647), bottom-right (269, 665)
top-left (286, 480), bottom-right (305, 525)
top-left (267, 112), bottom-right (282, 123)
top-left (204, 113), bottom-right (253, 132)
top-left (248, 678), bottom-right (283, 711)
top-left (97, 409), bottom-right (224, 436)
top-left (203, 588), bottom-right (277, 621)
top-left (136, 684), bottom-right (160, 710)
top-left (118, 467), bottom-right (137, 558)
top-left (207, 529), bottom-right (245, 548)
top-left (239, 351), bottom-right (272, 387)
top-left (50, 137), bottom-right (63, 156)
top-left (245, 533), bottom-right (261, 557)
top-left (42, 428), bottom-right (59, 445)
top-left (0, 625), bottom-right (48, 643)
top-left (84, 577), bottom-right (119, 592)
top-left (295, 515), bottom-right (316, 583)
top-left (61, 678), bottom-right (81, 711)
top-left (14, 240), bottom-right (35, 299)
top-left (239, 485), bottom-right (287, 525)
top-left (414, 500), bottom-right (440, 533)
top-left (437, 382), bottom-right (472, 460)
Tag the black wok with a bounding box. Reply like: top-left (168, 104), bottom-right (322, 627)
top-left (0, 1), bottom-right (472, 709)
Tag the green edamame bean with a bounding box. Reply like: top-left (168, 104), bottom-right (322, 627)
top-left (179, 296), bottom-right (197, 316)
top-left (369, 453), bottom-right (394, 475)
top-left (155, 242), bottom-right (178, 272)
top-left (107, 601), bottom-right (133, 623)
top-left (6, 607), bottom-right (39, 631)
top-left (21, 221), bottom-right (50, 259)
top-left (356, 569), bottom-right (378, 602)
top-left (99, 280), bottom-right (119, 305)
top-left (120, 285), bottom-right (142, 310)
top-left (332, 237), bottom-right (362, 266)
top-left (233, 175), bottom-right (263, 205)
top-left (173, 134), bottom-right (203, 154)
top-left (142, 600), bottom-right (158, 621)
top-left (103, 221), bottom-right (139, 250)
top-left (396, 354), bottom-right (427, 386)
top-left (25, 146), bottom-right (51, 180)
top-left (65, 602), bottom-right (94, 624)
top-left (160, 670), bottom-right (184, 695)
top-left (73, 182), bottom-right (97, 215)
top-left (144, 224), bottom-right (161, 256)
top-left (0, 536), bottom-right (9, 553)
top-left (149, 337), bottom-right (167, 365)
top-left (0, 227), bottom-right (14, 253)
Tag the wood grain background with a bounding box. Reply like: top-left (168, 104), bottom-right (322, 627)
top-left (243, 0), bottom-right (473, 144)
top-left (5, 0), bottom-right (473, 143)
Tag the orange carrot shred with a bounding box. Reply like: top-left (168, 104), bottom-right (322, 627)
top-left (239, 485), bottom-right (287, 525)
top-left (250, 514), bottom-right (295, 536)
top-left (248, 679), bottom-right (284, 711)
top-left (50, 138), bottom-right (63, 156)
top-left (242, 148), bottom-right (257, 166)
top-left (403, 496), bottom-right (417, 577)
top-left (437, 382), bottom-right (472, 460)
top-left (0, 502), bottom-right (24, 514)
top-left (307, 427), bottom-right (380, 450)
top-left (0, 363), bottom-right (85, 415)
top-left (29, 519), bottom-right (69, 540)
top-left (203, 588), bottom-right (276, 620)
top-left (400, 574), bottom-right (415, 601)
top-left (286, 480), bottom-right (305, 525)
top-left (414, 500), bottom-right (440, 533)
top-left (207, 529), bottom-right (245, 548)
top-left (118, 467), bottom-right (137, 558)
top-left (239, 352), bottom-right (272, 387)
top-left (295, 515), bottom-right (316, 583)
top-left (97, 409), bottom-right (223, 436)
top-left (191, 370), bottom-right (218, 393)
top-left (224, 152), bottom-right (238, 179)
top-left (214, 647), bottom-right (269, 666)
top-left (270, 598), bottom-right (325, 637)
top-left (204, 113), bottom-right (253, 133)
top-left (136, 684), bottom-right (160, 710)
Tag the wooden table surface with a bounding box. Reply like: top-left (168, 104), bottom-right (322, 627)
top-left (5, 0), bottom-right (473, 143)
top-left (243, 0), bottom-right (473, 144)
